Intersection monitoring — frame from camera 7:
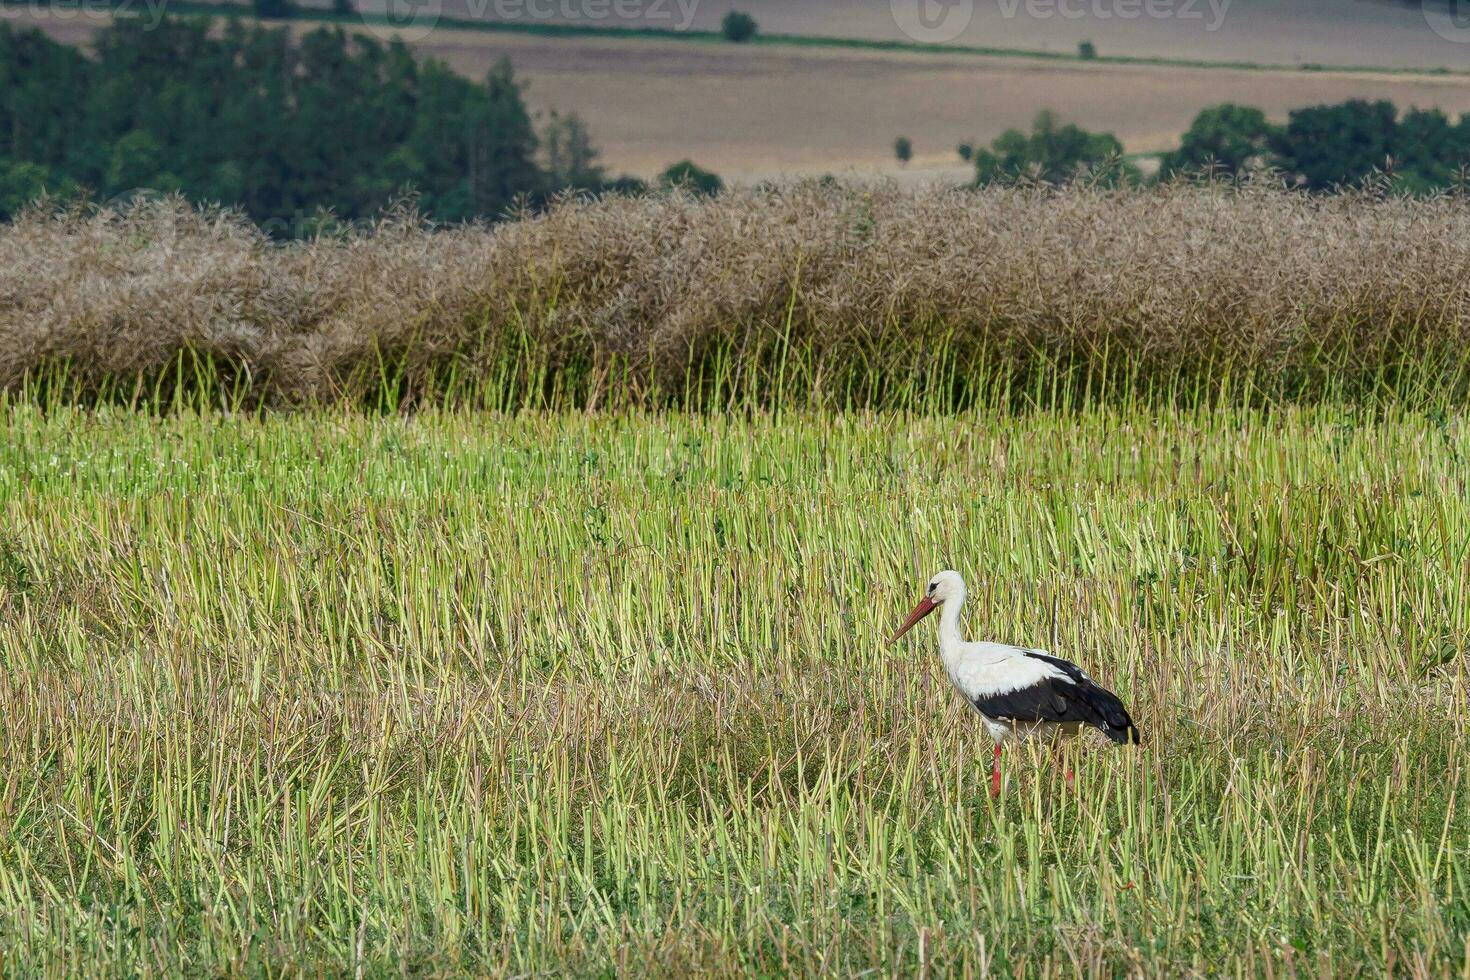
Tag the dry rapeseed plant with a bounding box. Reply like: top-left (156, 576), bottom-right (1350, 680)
top-left (4, 180), bottom-right (1470, 408)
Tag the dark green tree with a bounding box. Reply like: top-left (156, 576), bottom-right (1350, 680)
top-left (722, 11), bottom-right (757, 42)
top-left (659, 160), bottom-right (722, 196)
top-left (1390, 107), bottom-right (1468, 193)
top-left (543, 111), bottom-right (606, 191)
top-left (106, 130), bottom-right (179, 192)
top-left (0, 20), bottom-right (565, 230)
top-left (1159, 104), bottom-right (1279, 179)
top-left (894, 136), bottom-right (912, 166)
top-left (253, 0), bottom-right (297, 19)
top-left (973, 111), bottom-right (1137, 185)
top-left (0, 158), bottom-right (76, 217)
top-left (389, 58), bottom-right (543, 221)
top-left (1273, 100), bottom-right (1397, 190)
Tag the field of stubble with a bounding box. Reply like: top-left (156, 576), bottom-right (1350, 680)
top-left (0, 403), bottom-right (1465, 975)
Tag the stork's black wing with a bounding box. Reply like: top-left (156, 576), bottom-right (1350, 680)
top-left (969, 651), bottom-right (1141, 745)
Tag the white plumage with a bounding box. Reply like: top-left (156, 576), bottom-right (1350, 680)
top-left (892, 570), bottom-right (1140, 795)
top-left (943, 643), bottom-right (1086, 743)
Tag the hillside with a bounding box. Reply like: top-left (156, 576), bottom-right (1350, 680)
top-left (7, 5), bottom-right (1470, 181)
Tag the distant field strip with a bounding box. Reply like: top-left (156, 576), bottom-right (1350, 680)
top-left (11, 7), bottom-right (1470, 177)
top-left (10, 0), bottom-right (1462, 74)
top-left (0, 404), bottom-right (1465, 973)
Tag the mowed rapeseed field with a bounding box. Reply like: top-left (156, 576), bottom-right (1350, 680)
top-left (1, 402), bottom-right (1465, 975)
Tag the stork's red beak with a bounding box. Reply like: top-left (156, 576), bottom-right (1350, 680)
top-left (890, 596), bottom-right (937, 643)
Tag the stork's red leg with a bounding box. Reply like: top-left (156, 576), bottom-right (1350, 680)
top-left (990, 744), bottom-right (1002, 797)
top-left (1053, 743), bottom-right (1075, 790)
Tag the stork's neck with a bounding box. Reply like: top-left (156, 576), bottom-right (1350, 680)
top-left (937, 593), bottom-right (966, 664)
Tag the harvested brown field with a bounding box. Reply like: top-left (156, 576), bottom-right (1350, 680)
top-left (9, 9), bottom-right (1470, 180)
top-left (413, 31), bottom-right (1470, 180)
top-left (406, 0), bottom-right (1470, 72)
top-left (5, 182), bottom-right (1470, 409)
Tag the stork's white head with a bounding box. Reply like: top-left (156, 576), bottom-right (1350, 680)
top-left (890, 570), bottom-right (966, 642)
top-left (926, 569), bottom-right (966, 605)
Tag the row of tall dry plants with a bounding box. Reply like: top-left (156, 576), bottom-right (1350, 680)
top-left (4, 180), bottom-right (1470, 410)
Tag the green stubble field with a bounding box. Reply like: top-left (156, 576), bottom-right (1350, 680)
top-left (0, 403), bottom-right (1464, 975)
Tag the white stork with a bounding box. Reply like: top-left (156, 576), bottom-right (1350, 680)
top-left (891, 570), bottom-right (1140, 796)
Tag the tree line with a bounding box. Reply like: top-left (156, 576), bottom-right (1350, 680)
top-left (7, 14), bottom-right (1470, 232)
top-left (0, 19), bottom-right (721, 231)
top-left (950, 101), bottom-right (1470, 191)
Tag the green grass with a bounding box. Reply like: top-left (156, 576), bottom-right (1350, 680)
top-left (0, 399), bottom-right (1465, 974)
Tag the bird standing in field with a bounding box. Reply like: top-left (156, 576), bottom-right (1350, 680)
top-left (891, 570), bottom-right (1140, 796)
